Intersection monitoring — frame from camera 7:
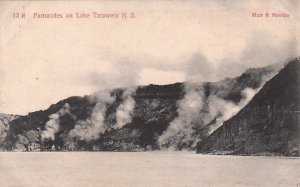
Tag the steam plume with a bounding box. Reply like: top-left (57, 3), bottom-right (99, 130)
top-left (41, 103), bottom-right (71, 141)
top-left (158, 83), bottom-right (204, 149)
top-left (69, 91), bottom-right (115, 142)
top-left (207, 67), bottom-right (282, 134)
top-left (158, 63), bottom-right (282, 150)
top-left (207, 88), bottom-right (257, 133)
top-left (114, 87), bottom-right (136, 129)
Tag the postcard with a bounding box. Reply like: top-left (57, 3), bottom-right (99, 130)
top-left (0, 1), bottom-right (299, 186)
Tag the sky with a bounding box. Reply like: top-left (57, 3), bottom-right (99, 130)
top-left (0, 0), bottom-right (299, 115)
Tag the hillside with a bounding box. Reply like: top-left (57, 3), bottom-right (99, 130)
top-left (0, 113), bottom-right (19, 148)
top-left (197, 59), bottom-right (300, 156)
top-left (0, 63), bottom-right (280, 151)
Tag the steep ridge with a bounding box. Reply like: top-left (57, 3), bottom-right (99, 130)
top-left (0, 64), bottom-right (279, 151)
top-left (197, 59), bottom-right (300, 156)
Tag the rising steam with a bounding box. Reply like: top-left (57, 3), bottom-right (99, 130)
top-left (114, 87), bottom-right (136, 129)
top-left (158, 83), bottom-right (205, 149)
top-left (41, 103), bottom-right (72, 141)
top-left (69, 91), bottom-right (115, 142)
top-left (207, 87), bottom-right (258, 134)
top-left (206, 68), bottom-right (282, 134)
top-left (158, 64), bottom-right (282, 150)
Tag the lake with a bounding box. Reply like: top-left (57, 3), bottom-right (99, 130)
top-left (0, 152), bottom-right (299, 187)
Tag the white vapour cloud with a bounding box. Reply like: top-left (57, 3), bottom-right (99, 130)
top-left (207, 88), bottom-right (257, 133)
top-left (69, 91), bottom-right (115, 142)
top-left (207, 73), bottom-right (278, 133)
top-left (114, 87), bottom-right (136, 129)
top-left (41, 103), bottom-right (71, 141)
top-left (205, 65), bottom-right (283, 137)
top-left (158, 83), bottom-right (204, 149)
top-left (158, 61), bottom-right (283, 150)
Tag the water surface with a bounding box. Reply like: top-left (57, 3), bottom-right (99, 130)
top-left (0, 152), bottom-right (299, 187)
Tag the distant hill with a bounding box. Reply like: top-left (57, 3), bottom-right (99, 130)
top-left (0, 62), bottom-right (282, 152)
top-left (197, 59), bottom-right (300, 156)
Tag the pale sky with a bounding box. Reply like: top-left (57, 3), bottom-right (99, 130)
top-left (0, 0), bottom-right (299, 115)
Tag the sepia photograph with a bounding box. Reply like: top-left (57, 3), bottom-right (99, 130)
top-left (0, 0), bottom-right (299, 186)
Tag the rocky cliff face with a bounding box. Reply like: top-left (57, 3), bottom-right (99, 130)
top-left (0, 113), bottom-right (19, 149)
top-left (0, 63), bottom-right (281, 152)
top-left (197, 59), bottom-right (300, 156)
